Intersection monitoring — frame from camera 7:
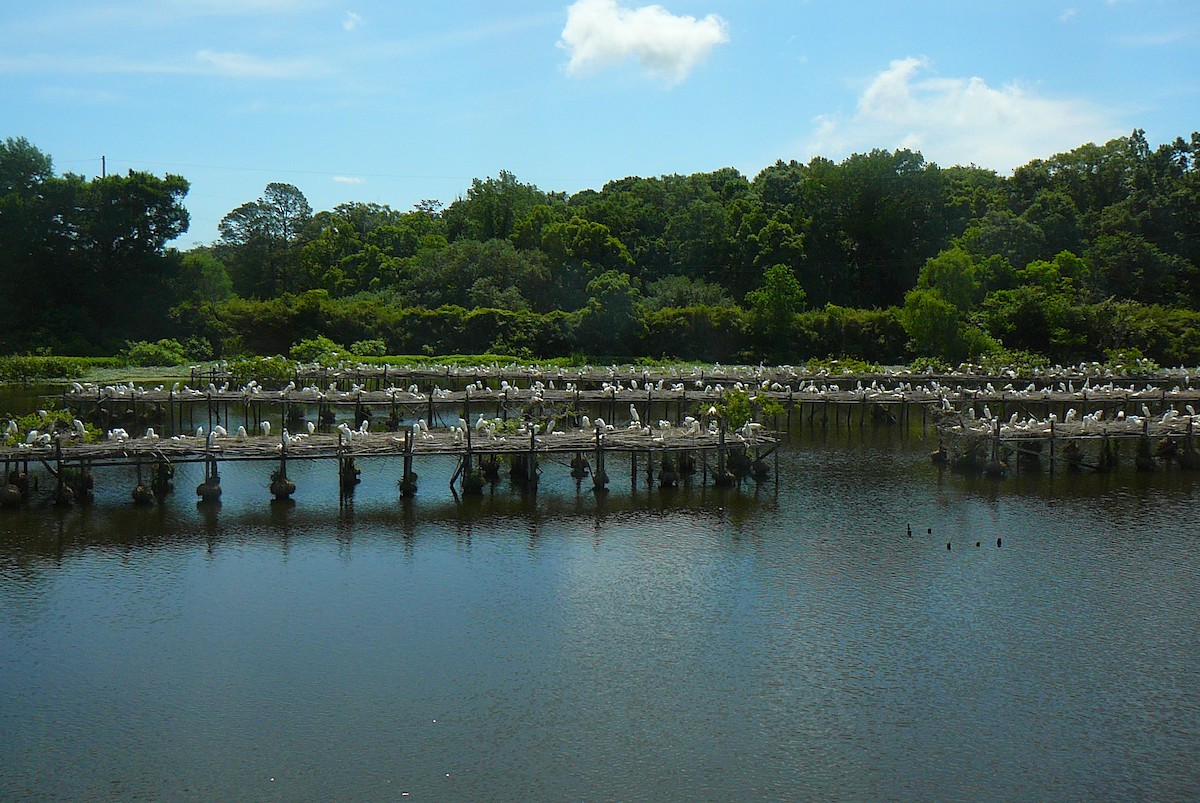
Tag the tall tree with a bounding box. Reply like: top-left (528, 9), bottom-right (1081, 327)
top-left (217, 183), bottom-right (312, 297)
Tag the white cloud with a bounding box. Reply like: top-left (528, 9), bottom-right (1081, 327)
top-left (558, 0), bottom-right (728, 85)
top-left (808, 57), bottom-right (1122, 172)
top-left (332, 175), bottom-right (365, 184)
top-left (195, 49), bottom-right (326, 78)
top-left (343, 11), bottom-right (362, 32)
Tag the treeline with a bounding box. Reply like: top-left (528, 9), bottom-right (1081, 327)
top-left (2, 130), bottom-right (1199, 366)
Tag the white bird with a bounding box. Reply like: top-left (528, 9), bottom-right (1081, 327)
top-left (307, 421), bottom-right (316, 434)
top-left (73, 419), bottom-right (86, 437)
top-left (212, 425), bottom-right (228, 437)
top-left (236, 425), bottom-right (248, 440)
top-left (144, 427), bottom-right (158, 440)
top-left (260, 421), bottom-right (271, 437)
top-left (358, 418), bottom-right (369, 434)
top-left (629, 404), bottom-right (640, 424)
top-left (25, 429), bottom-right (39, 444)
top-left (581, 415), bottom-right (591, 430)
top-left (196, 426), bottom-right (205, 438)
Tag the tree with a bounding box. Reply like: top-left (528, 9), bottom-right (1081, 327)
top-left (538, 217), bottom-right (633, 310)
top-left (901, 288), bottom-right (994, 363)
top-left (745, 264), bottom-right (806, 357)
top-left (217, 183), bottom-right (313, 297)
top-left (0, 150), bottom-right (190, 351)
top-left (178, 250), bottom-right (234, 304)
top-left (0, 137), bottom-right (53, 195)
top-left (642, 275), bottom-right (735, 311)
top-left (578, 270), bottom-right (643, 356)
top-left (442, 170), bottom-right (561, 242)
top-left (914, 247), bottom-right (985, 312)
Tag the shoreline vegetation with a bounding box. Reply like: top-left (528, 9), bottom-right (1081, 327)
top-left (1, 351), bottom-right (1195, 387)
top-left (2, 131), bottom-right (1200, 372)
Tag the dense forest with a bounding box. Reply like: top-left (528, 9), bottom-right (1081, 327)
top-left (2, 130), bottom-right (1199, 367)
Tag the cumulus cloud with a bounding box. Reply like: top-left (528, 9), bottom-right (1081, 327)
top-left (558, 0), bottom-right (728, 85)
top-left (808, 57), bottom-right (1122, 172)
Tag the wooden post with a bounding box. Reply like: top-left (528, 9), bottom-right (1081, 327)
top-left (786, 391), bottom-right (793, 442)
top-left (1049, 420), bottom-right (1056, 475)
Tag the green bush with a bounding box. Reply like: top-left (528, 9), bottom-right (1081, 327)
top-left (0, 355), bottom-right (118, 382)
top-left (349, 339), bottom-right (387, 357)
top-left (121, 339), bottom-right (187, 367)
top-left (290, 336), bottom-right (345, 365)
top-left (230, 356), bottom-right (295, 387)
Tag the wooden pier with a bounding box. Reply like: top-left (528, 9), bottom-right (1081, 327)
top-left (0, 423), bottom-right (781, 507)
top-left (934, 410), bottom-right (1200, 475)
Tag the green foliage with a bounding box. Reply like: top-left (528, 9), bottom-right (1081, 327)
top-left (121, 338), bottom-right (187, 367)
top-left (908, 356), bottom-right (952, 373)
top-left (902, 288), bottom-right (978, 362)
top-left (290, 336), bottom-right (345, 365)
top-left (804, 357), bottom-right (884, 374)
top-left (640, 306), bottom-right (747, 362)
top-left (578, 270), bottom-right (643, 357)
top-left (2, 409), bottom-right (98, 447)
top-left (745, 264), bottom-right (807, 356)
top-left (642, 275), bottom-right (735, 311)
top-left (915, 247), bottom-right (986, 311)
top-left (7, 133), bottom-right (1200, 368)
top-left (793, 306), bottom-right (908, 364)
top-left (974, 349), bottom-right (1051, 375)
top-left (230, 356), bottom-right (294, 387)
top-left (1103, 347), bottom-right (1160, 375)
top-left (713, 389), bottom-right (784, 430)
top-left (349, 339), bottom-right (387, 357)
top-left (0, 356), bottom-right (113, 382)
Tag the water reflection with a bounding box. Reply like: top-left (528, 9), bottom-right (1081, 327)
top-left (2, 423), bottom-right (1199, 800)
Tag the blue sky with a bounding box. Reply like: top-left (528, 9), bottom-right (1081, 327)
top-left (3, 0), bottom-right (1197, 246)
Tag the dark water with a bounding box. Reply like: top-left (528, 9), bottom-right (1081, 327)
top-left (2, 417), bottom-right (1198, 800)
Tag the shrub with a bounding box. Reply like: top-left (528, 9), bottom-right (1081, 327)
top-left (230, 356), bottom-right (295, 387)
top-left (349, 339), bottom-right (387, 358)
top-left (290, 336), bottom-right (345, 365)
top-left (121, 339), bottom-right (187, 367)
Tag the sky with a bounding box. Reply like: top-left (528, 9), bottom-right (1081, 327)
top-left (2, 0), bottom-right (1197, 247)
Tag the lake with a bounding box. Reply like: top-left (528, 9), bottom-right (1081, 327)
top-left (2, 396), bottom-right (1198, 800)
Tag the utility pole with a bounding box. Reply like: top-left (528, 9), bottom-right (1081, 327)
top-left (101, 155), bottom-right (106, 178)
